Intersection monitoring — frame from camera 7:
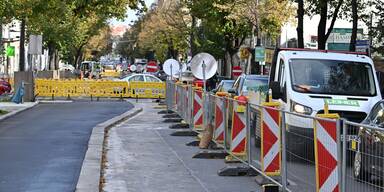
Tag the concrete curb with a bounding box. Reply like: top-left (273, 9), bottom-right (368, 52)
top-left (38, 100), bottom-right (74, 104)
top-left (75, 106), bottom-right (143, 192)
top-left (0, 101), bottom-right (39, 122)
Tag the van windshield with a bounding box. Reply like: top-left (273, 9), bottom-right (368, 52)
top-left (289, 59), bottom-right (376, 96)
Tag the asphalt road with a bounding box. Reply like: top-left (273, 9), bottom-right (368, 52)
top-left (0, 101), bottom-right (133, 192)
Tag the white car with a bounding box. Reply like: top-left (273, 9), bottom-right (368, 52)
top-left (120, 74), bottom-right (162, 82)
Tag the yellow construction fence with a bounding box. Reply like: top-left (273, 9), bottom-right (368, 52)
top-left (100, 70), bottom-right (121, 78)
top-left (35, 79), bottom-right (165, 99)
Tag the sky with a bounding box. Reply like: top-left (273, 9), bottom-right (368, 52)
top-left (109, 0), bottom-right (155, 26)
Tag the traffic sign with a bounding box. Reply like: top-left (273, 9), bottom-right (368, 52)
top-left (6, 46), bottom-right (15, 57)
top-left (255, 47), bottom-right (265, 62)
top-left (232, 66), bottom-right (242, 77)
top-left (240, 47), bottom-right (250, 60)
top-left (146, 61), bottom-right (158, 73)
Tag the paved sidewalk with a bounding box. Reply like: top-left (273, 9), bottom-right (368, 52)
top-left (103, 101), bottom-right (261, 192)
top-left (0, 102), bottom-right (38, 120)
top-left (0, 102), bottom-right (36, 113)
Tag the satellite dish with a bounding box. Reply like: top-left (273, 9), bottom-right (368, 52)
top-left (129, 65), bottom-right (137, 72)
top-left (163, 59), bottom-right (180, 77)
top-left (190, 53), bottom-right (217, 80)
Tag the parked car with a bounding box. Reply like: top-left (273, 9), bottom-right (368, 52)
top-left (225, 75), bottom-right (269, 147)
top-left (0, 79), bottom-right (11, 95)
top-left (228, 74), bottom-right (269, 97)
top-left (120, 73), bottom-right (162, 82)
top-left (354, 100), bottom-right (384, 181)
top-left (213, 80), bottom-right (235, 93)
top-left (154, 70), bottom-right (167, 81)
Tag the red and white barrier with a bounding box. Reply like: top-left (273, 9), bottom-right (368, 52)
top-left (261, 107), bottom-right (281, 176)
top-left (314, 119), bottom-right (340, 192)
top-left (214, 97), bottom-right (225, 143)
top-left (230, 101), bottom-right (247, 156)
top-left (193, 89), bottom-right (203, 130)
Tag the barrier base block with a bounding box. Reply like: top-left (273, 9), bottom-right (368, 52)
top-left (163, 118), bottom-right (183, 123)
top-left (154, 106), bottom-right (167, 109)
top-left (186, 140), bottom-right (200, 146)
top-left (192, 150), bottom-right (228, 159)
top-left (254, 175), bottom-right (279, 186)
top-left (225, 155), bottom-right (246, 163)
top-left (157, 101), bottom-right (166, 105)
top-left (162, 114), bottom-right (181, 119)
top-left (170, 130), bottom-right (198, 137)
top-left (158, 110), bottom-right (174, 114)
top-left (261, 184), bottom-right (279, 192)
top-left (169, 123), bottom-right (189, 129)
top-left (218, 165), bottom-right (258, 176)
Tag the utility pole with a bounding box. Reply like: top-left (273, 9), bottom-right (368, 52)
top-left (19, 19), bottom-right (25, 71)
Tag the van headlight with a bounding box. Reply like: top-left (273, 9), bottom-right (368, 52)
top-left (291, 101), bottom-right (312, 115)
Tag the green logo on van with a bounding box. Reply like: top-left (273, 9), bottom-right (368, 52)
top-left (324, 99), bottom-right (360, 107)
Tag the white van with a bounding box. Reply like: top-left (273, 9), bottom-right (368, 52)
top-left (268, 49), bottom-right (382, 157)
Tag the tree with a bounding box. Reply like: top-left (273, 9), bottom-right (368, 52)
top-left (297, 0), bottom-right (305, 48)
top-left (307, 0), bottom-right (344, 50)
top-left (84, 26), bottom-right (113, 61)
top-left (368, 0), bottom-right (384, 55)
top-left (215, 0), bottom-right (294, 42)
top-left (115, 21), bottom-right (145, 62)
top-left (5, 0), bottom-right (146, 69)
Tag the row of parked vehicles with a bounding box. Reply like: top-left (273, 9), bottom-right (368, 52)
top-left (207, 49), bottom-right (384, 182)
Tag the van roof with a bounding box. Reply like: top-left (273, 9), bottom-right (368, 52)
top-left (278, 48), bottom-right (368, 55)
top-left (279, 49), bottom-right (372, 64)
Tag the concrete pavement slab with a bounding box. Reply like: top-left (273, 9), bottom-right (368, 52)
top-left (103, 101), bottom-right (262, 192)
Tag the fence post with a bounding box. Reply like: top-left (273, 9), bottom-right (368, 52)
top-left (189, 84), bottom-right (193, 128)
top-left (246, 103), bottom-right (252, 164)
top-left (281, 111), bottom-right (287, 192)
top-left (222, 97), bottom-right (227, 150)
top-left (342, 121), bottom-right (347, 192)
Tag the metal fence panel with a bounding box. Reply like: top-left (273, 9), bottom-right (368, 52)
top-left (343, 121), bottom-right (384, 192)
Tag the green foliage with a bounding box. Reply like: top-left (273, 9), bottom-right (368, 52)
top-left (1, 0), bottom-right (145, 66)
top-left (370, 0), bottom-right (384, 55)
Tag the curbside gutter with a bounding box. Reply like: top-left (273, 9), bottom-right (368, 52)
top-left (0, 101), bottom-right (39, 122)
top-left (75, 106), bottom-right (143, 192)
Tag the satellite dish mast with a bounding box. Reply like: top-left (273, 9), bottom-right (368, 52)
top-left (163, 59), bottom-right (180, 80)
top-left (129, 65), bottom-right (137, 72)
top-left (190, 53), bottom-right (218, 92)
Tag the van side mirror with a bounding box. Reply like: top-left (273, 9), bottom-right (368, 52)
top-left (270, 81), bottom-right (282, 99)
top-left (228, 88), bottom-right (237, 94)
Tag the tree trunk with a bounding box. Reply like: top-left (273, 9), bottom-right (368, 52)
top-left (54, 49), bottom-right (59, 70)
top-left (190, 15), bottom-right (197, 57)
top-left (349, 0), bottom-right (358, 51)
top-left (297, 0), bottom-right (304, 48)
top-left (317, 0), bottom-right (344, 50)
top-left (48, 42), bottom-right (55, 70)
top-left (0, 20), bottom-right (3, 57)
top-left (317, 1), bottom-right (328, 50)
top-left (19, 19), bottom-right (26, 71)
top-left (75, 44), bottom-right (86, 69)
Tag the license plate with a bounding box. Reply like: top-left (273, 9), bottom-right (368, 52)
top-left (340, 135), bottom-right (360, 142)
